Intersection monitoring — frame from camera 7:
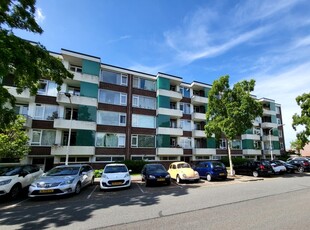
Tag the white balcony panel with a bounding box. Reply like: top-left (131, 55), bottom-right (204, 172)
top-left (191, 95), bottom-right (208, 105)
top-left (263, 150), bottom-right (281, 156)
top-left (53, 119), bottom-right (96, 131)
top-left (193, 148), bottom-right (216, 155)
top-left (261, 122), bottom-right (278, 129)
top-left (157, 108), bottom-right (183, 118)
top-left (157, 89), bottom-right (182, 101)
top-left (262, 135), bottom-right (279, 142)
top-left (192, 130), bottom-right (206, 138)
top-left (241, 134), bottom-right (261, 140)
top-left (263, 109), bottom-right (276, 116)
top-left (192, 112), bottom-right (206, 121)
top-left (243, 150), bottom-right (262, 155)
top-left (51, 146), bottom-right (95, 156)
top-left (71, 71), bottom-right (99, 85)
top-left (157, 127), bottom-right (183, 136)
top-left (23, 116), bottom-right (32, 128)
top-left (5, 86), bottom-right (33, 102)
top-left (57, 93), bottom-right (97, 107)
top-left (157, 148), bottom-right (183, 156)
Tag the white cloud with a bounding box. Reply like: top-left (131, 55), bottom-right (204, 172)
top-left (35, 8), bottom-right (45, 24)
top-left (106, 35), bottom-right (132, 44)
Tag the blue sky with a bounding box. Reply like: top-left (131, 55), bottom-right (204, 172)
top-left (14, 0), bottom-right (310, 149)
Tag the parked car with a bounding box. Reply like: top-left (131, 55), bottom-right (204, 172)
top-left (276, 160), bottom-right (297, 173)
top-left (168, 162), bottom-right (200, 183)
top-left (100, 163), bottom-right (131, 190)
top-left (287, 159), bottom-right (310, 173)
top-left (193, 161), bottom-right (227, 181)
top-left (28, 164), bottom-right (94, 197)
top-left (0, 165), bottom-right (43, 199)
top-left (269, 160), bottom-right (287, 174)
top-left (141, 163), bottom-right (171, 186)
top-left (234, 160), bottom-right (273, 177)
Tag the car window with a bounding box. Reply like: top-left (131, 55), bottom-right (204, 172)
top-left (46, 167), bottom-right (80, 176)
top-left (0, 166), bottom-right (22, 176)
top-left (177, 163), bottom-right (190, 169)
top-left (212, 162), bottom-right (224, 168)
top-left (104, 165), bottom-right (128, 173)
top-left (172, 165), bottom-right (176, 169)
top-left (146, 165), bottom-right (166, 173)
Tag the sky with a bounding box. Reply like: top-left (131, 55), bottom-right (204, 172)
top-left (14, 0), bottom-right (310, 150)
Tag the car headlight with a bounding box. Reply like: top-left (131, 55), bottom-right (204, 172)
top-left (60, 179), bottom-right (75, 185)
top-left (182, 174), bottom-right (187, 178)
top-left (148, 175), bottom-right (155, 179)
top-left (102, 174), bottom-right (107, 179)
top-left (124, 173), bottom-right (130, 178)
top-left (194, 171), bottom-right (199, 176)
top-left (165, 174), bottom-right (170, 178)
top-left (0, 179), bottom-right (12, 186)
top-left (30, 183), bottom-right (36, 187)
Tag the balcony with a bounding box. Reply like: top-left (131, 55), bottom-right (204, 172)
top-left (5, 86), bottom-right (33, 103)
top-left (157, 148), bottom-right (183, 156)
top-left (65, 71), bottom-right (99, 85)
top-left (192, 130), bottom-right (206, 138)
top-left (157, 127), bottom-right (183, 136)
top-left (51, 146), bottom-right (95, 156)
top-left (243, 150), bottom-right (262, 156)
top-left (262, 135), bottom-right (279, 142)
top-left (191, 95), bottom-right (208, 105)
top-left (193, 148), bottom-right (216, 155)
top-left (263, 109), bottom-right (276, 116)
top-left (157, 89), bottom-right (182, 102)
top-left (57, 93), bottom-right (97, 107)
top-left (263, 149), bottom-right (281, 157)
top-left (157, 108), bottom-right (183, 118)
top-left (241, 134), bottom-right (261, 140)
top-left (261, 122), bottom-right (278, 129)
top-left (192, 112), bottom-right (206, 121)
top-left (53, 118), bottom-right (96, 131)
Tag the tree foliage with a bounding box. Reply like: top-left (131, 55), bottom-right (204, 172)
top-left (205, 75), bottom-right (263, 175)
top-left (0, 0), bottom-right (73, 129)
top-left (290, 139), bottom-right (304, 154)
top-left (0, 115), bottom-right (30, 158)
top-left (292, 92), bottom-right (310, 148)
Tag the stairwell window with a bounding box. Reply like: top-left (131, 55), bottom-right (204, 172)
top-left (31, 129), bottom-right (56, 146)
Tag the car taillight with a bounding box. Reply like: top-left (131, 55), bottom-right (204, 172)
top-left (303, 161), bottom-right (309, 166)
top-left (260, 165), bottom-right (265, 169)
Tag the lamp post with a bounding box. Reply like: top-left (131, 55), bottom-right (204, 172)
top-left (268, 124), bottom-right (284, 160)
top-left (64, 93), bottom-right (73, 166)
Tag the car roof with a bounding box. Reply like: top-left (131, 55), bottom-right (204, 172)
top-left (105, 163), bottom-right (126, 166)
top-left (55, 164), bottom-right (90, 168)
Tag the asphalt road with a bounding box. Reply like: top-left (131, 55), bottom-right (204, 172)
top-left (1, 173), bottom-right (310, 230)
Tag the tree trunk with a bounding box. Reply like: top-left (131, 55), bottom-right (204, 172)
top-left (228, 141), bottom-right (234, 176)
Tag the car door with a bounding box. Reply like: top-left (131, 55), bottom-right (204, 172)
top-left (168, 164), bottom-right (177, 179)
top-left (195, 162), bottom-right (207, 178)
top-left (80, 166), bottom-right (90, 187)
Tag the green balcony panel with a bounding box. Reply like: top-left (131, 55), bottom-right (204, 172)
top-left (76, 130), bottom-right (95, 146)
top-left (156, 135), bottom-right (170, 148)
top-left (270, 102), bottom-right (276, 111)
top-left (157, 114), bottom-right (170, 127)
top-left (157, 95), bottom-right (170, 109)
top-left (242, 139), bottom-right (254, 149)
top-left (273, 141), bottom-right (280, 150)
top-left (157, 77), bottom-right (170, 90)
top-left (80, 82), bottom-right (98, 98)
top-left (204, 88), bottom-right (210, 97)
top-left (78, 105), bottom-right (96, 122)
top-left (207, 137), bottom-right (216, 148)
top-left (271, 115), bottom-right (277, 123)
top-left (82, 59), bottom-right (100, 76)
top-left (245, 128), bottom-right (253, 134)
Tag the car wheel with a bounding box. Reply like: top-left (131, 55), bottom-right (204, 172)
top-left (176, 175), bottom-right (182, 184)
top-left (298, 167), bottom-right (304, 173)
top-left (206, 174), bottom-right (212, 182)
top-left (166, 180), bottom-right (171, 186)
top-left (252, 171), bottom-right (259, 177)
top-left (222, 176), bottom-right (227, 181)
top-left (75, 182), bottom-right (81, 194)
top-left (9, 184), bottom-right (21, 199)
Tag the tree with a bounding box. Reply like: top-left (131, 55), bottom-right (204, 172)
top-left (0, 0), bottom-right (73, 129)
top-left (0, 115), bottom-right (30, 159)
top-left (205, 76), bottom-right (263, 175)
top-left (292, 92), bottom-right (310, 149)
top-left (290, 139), bottom-right (303, 155)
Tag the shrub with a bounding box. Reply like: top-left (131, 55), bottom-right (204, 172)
top-left (119, 160), bottom-right (147, 174)
top-left (94, 169), bottom-right (103, 178)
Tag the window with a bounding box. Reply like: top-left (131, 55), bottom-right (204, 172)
top-left (180, 120), bottom-right (192, 131)
top-left (60, 157), bottom-right (89, 163)
top-left (98, 89), bottom-right (127, 106)
top-left (180, 103), bottom-right (191, 114)
top-left (253, 128), bottom-right (261, 135)
top-left (131, 155), bottom-right (156, 161)
top-left (132, 95), bottom-right (156, 110)
top-left (70, 65), bottom-right (82, 73)
top-left (180, 87), bottom-right (190, 98)
top-left (37, 80), bottom-right (58, 96)
top-left (100, 70), bottom-right (128, 86)
top-left (31, 130), bottom-right (56, 146)
top-left (254, 140), bottom-right (261, 149)
top-left (97, 111), bottom-right (126, 126)
top-left (279, 130), bottom-right (283, 138)
top-left (14, 104), bottom-right (28, 116)
top-left (132, 114), bottom-right (156, 128)
top-left (179, 137), bottom-right (192, 149)
top-left (95, 156), bottom-right (125, 162)
top-left (218, 139), bottom-right (227, 149)
top-left (231, 140), bottom-right (241, 149)
top-left (133, 76), bottom-right (156, 91)
top-left (34, 104), bottom-right (59, 120)
top-left (195, 156), bottom-right (211, 160)
top-left (160, 156), bottom-right (178, 161)
top-left (277, 118), bottom-right (282, 125)
top-left (96, 133), bottom-right (126, 147)
top-left (131, 135), bottom-right (155, 148)
top-left (67, 87), bottom-right (80, 96)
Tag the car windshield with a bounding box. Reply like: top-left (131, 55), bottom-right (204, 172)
top-left (212, 162), bottom-right (225, 168)
top-left (177, 163), bottom-right (191, 169)
top-left (46, 167), bottom-right (80, 176)
top-left (146, 165), bottom-right (166, 173)
top-left (104, 166), bottom-right (128, 173)
top-left (0, 166), bottom-right (22, 176)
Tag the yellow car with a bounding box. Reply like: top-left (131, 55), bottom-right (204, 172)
top-left (168, 162), bottom-right (200, 183)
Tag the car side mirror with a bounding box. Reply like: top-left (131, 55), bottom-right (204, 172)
top-left (129, 169), bottom-right (132, 173)
top-left (20, 171), bottom-right (29, 177)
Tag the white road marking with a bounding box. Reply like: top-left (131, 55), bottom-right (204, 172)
top-left (87, 185), bottom-right (98, 199)
top-left (136, 183), bottom-right (145, 193)
top-left (0, 198), bottom-right (30, 210)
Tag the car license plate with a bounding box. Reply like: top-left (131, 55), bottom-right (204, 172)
top-left (39, 189), bottom-right (54, 193)
top-left (157, 178), bottom-right (165, 181)
top-left (112, 182), bottom-right (122, 186)
top-left (219, 173), bottom-right (225, 176)
top-left (268, 171), bottom-right (272, 173)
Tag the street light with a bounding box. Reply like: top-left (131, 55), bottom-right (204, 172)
top-left (64, 93), bottom-right (73, 166)
top-left (268, 124), bottom-right (284, 160)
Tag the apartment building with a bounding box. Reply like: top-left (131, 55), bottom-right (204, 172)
top-left (3, 48), bottom-right (286, 170)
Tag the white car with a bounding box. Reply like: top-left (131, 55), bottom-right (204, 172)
top-left (270, 161), bottom-right (287, 174)
top-left (100, 164), bottom-right (131, 190)
top-left (28, 164), bottom-right (94, 197)
top-left (0, 165), bottom-right (43, 199)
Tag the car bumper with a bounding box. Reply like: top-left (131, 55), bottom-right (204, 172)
top-left (100, 179), bottom-right (131, 190)
top-left (180, 175), bottom-right (200, 181)
top-left (146, 178), bottom-right (171, 184)
top-left (28, 184), bottom-right (76, 197)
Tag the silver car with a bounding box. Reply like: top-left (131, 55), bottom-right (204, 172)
top-left (28, 164), bottom-right (94, 197)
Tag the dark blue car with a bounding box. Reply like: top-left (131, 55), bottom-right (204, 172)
top-left (141, 163), bottom-right (171, 186)
top-left (193, 161), bottom-right (227, 181)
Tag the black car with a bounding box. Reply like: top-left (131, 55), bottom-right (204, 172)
top-left (141, 164), bottom-right (171, 186)
top-left (234, 160), bottom-right (273, 177)
top-left (277, 160), bottom-right (298, 173)
top-left (287, 159), bottom-right (310, 173)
